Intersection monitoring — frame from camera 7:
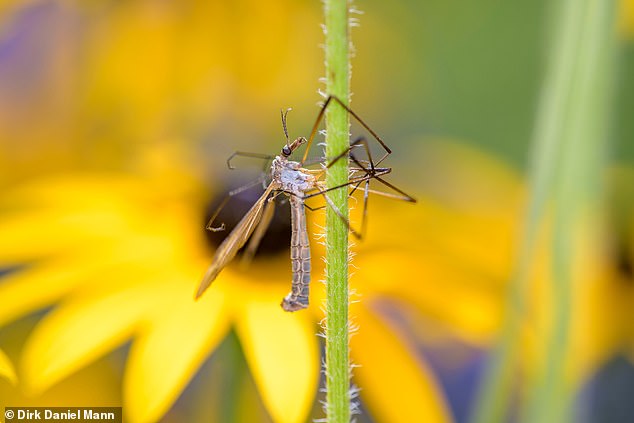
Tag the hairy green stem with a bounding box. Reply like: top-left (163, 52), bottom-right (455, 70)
top-left (324, 0), bottom-right (351, 422)
top-left (470, 0), bottom-right (616, 422)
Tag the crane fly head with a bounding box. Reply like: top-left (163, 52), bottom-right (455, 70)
top-left (281, 136), bottom-right (307, 158)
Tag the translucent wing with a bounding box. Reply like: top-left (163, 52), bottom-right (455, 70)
top-left (241, 197), bottom-right (276, 267)
top-left (195, 184), bottom-right (275, 298)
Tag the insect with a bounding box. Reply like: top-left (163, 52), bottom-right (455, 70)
top-left (195, 96), bottom-right (415, 311)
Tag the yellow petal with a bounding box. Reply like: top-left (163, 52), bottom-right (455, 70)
top-left (0, 210), bottom-right (123, 265)
top-left (235, 294), bottom-right (319, 423)
top-left (21, 278), bottom-right (172, 394)
top-left (620, 0), bottom-right (634, 37)
top-left (0, 184), bottom-right (148, 266)
top-left (0, 174), bottom-right (198, 266)
top-left (363, 140), bottom-right (520, 281)
top-left (0, 244), bottom-right (180, 326)
top-left (0, 349), bottom-right (17, 385)
top-left (0, 259), bottom-right (91, 326)
top-left (124, 286), bottom-right (230, 423)
top-left (354, 249), bottom-right (503, 345)
top-left (351, 304), bottom-right (453, 423)
top-left (0, 255), bottom-right (127, 326)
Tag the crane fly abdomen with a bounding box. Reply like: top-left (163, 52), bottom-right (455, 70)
top-left (282, 195), bottom-right (311, 311)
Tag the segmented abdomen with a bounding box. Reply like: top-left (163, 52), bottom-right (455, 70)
top-left (281, 195), bottom-right (311, 311)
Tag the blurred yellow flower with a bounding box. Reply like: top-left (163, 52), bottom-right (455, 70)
top-left (0, 0), bottom-right (322, 182)
top-left (0, 171), bottom-right (318, 423)
top-left (621, 0), bottom-right (634, 37)
top-left (0, 151), bottom-right (453, 423)
top-left (396, 141), bottom-right (633, 390)
top-left (3, 127), bottom-right (633, 423)
top-left (0, 344), bottom-right (121, 411)
top-left (0, 349), bottom-right (17, 385)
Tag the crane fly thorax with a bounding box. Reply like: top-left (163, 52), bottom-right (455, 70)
top-left (271, 156), bottom-right (316, 194)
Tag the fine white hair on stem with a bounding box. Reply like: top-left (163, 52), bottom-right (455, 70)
top-left (313, 223), bottom-right (326, 239)
top-left (320, 356), bottom-right (328, 375)
top-left (348, 246), bottom-right (357, 263)
top-left (317, 311), bottom-right (327, 339)
top-left (348, 315), bottom-right (360, 337)
top-left (349, 288), bottom-right (361, 304)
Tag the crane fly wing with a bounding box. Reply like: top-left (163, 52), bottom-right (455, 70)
top-left (241, 198), bottom-right (276, 267)
top-left (195, 184), bottom-right (275, 299)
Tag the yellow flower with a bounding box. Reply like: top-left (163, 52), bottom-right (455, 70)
top-left (0, 154), bottom-right (452, 423)
top-left (417, 141), bottom-right (634, 384)
top-left (3, 136), bottom-right (632, 423)
top-left (0, 1), bottom-right (323, 183)
top-left (0, 342), bottom-right (121, 410)
top-left (0, 172), bottom-right (316, 423)
top-left (0, 349), bottom-right (17, 385)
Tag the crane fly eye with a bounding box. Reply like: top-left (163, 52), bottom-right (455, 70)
top-left (282, 145), bottom-right (292, 157)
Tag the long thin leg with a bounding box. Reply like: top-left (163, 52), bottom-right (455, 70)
top-left (343, 137), bottom-right (377, 199)
top-left (353, 178), bottom-right (370, 239)
top-left (284, 169), bottom-right (409, 240)
top-left (301, 96), bottom-right (393, 166)
top-left (306, 137), bottom-right (381, 185)
top-left (346, 137), bottom-right (417, 203)
top-left (304, 137), bottom-right (380, 189)
top-left (280, 184), bottom-right (361, 238)
top-left (227, 151), bottom-right (274, 171)
top-left (302, 169), bottom-right (391, 201)
top-left (301, 96), bottom-right (393, 165)
top-left (320, 136), bottom-right (415, 238)
top-left (319, 188), bottom-right (362, 239)
top-left (303, 203), bottom-right (326, 212)
top-left (365, 175), bottom-right (417, 203)
top-left (206, 176), bottom-right (267, 232)
top-left (300, 136), bottom-right (386, 182)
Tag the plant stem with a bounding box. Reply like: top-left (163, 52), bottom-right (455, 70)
top-left (522, 0), bottom-right (615, 420)
top-left (324, 0), bottom-right (350, 422)
top-left (471, 0), bottom-right (616, 422)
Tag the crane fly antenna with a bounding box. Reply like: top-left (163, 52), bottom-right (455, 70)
top-left (281, 108), bottom-right (292, 146)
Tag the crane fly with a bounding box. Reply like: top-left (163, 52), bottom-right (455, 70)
top-left (195, 96), bottom-right (416, 311)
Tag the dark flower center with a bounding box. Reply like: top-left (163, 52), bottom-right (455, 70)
top-left (203, 182), bottom-right (291, 257)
